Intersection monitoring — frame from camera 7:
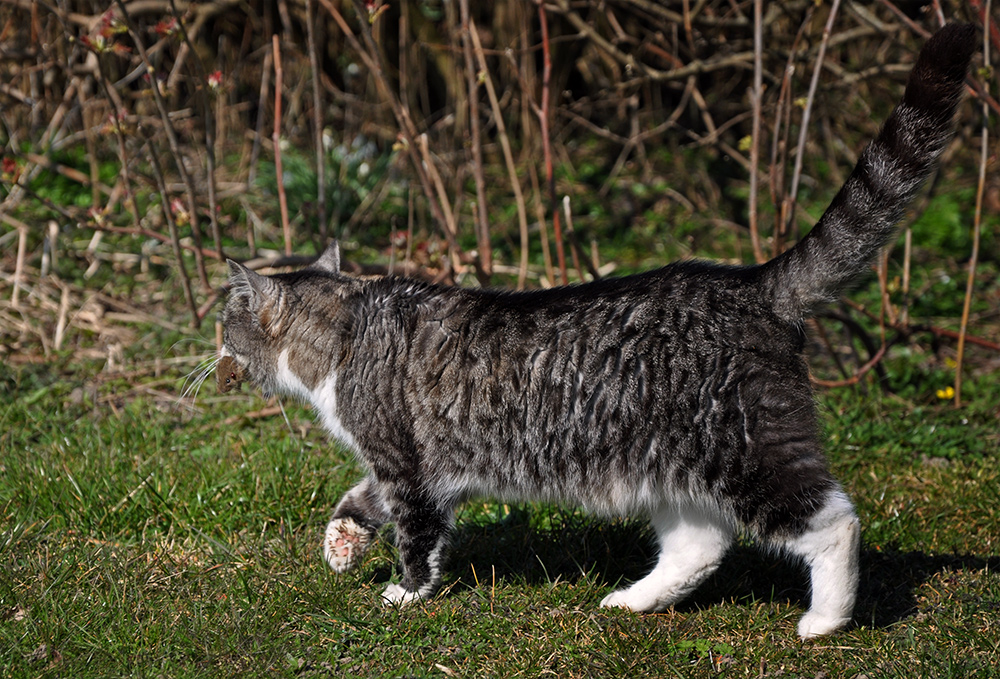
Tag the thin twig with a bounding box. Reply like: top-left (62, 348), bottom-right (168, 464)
top-left (784, 0), bottom-right (842, 239)
top-left (318, 0), bottom-right (465, 273)
top-left (811, 344), bottom-right (888, 388)
top-left (841, 298), bottom-right (1000, 353)
top-left (12, 223), bottom-right (27, 310)
top-left (551, 0), bottom-right (755, 84)
top-left (306, 0), bottom-right (328, 242)
top-left (459, 0), bottom-right (492, 285)
top-left (112, 0), bottom-right (210, 290)
top-left (248, 46), bottom-right (272, 195)
top-left (536, 1), bottom-right (568, 286)
top-left (562, 196), bottom-right (599, 281)
top-left (528, 163), bottom-right (556, 287)
top-left (954, 8), bottom-right (990, 407)
top-left (142, 129), bottom-right (199, 329)
top-left (77, 221), bottom-right (225, 262)
top-left (86, 66), bottom-right (142, 233)
top-left (769, 7), bottom-right (815, 256)
top-left (272, 34), bottom-right (292, 257)
top-left (901, 227), bottom-right (912, 326)
top-left (168, 0), bottom-right (224, 260)
top-left (747, 0), bottom-right (766, 264)
top-left (469, 16), bottom-right (530, 289)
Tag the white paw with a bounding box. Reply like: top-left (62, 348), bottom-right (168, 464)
top-left (323, 517), bottom-right (372, 573)
top-left (381, 583), bottom-right (422, 606)
top-left (600, 587), bottom-right (660, 612)
top-left (600, 590), bottom-right (632, 610)
top-left (797, 611), bottom-right (850, 639)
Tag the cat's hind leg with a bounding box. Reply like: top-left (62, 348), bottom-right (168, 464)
top-left (780, 487), bottom-right (860, 639)
top-left (324, 476), bottom-right (391, 573)
top-left (601, 504), bottom-right (733, 612)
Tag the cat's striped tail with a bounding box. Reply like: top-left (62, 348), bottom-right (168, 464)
top-left (760, 23), bottom-right (977, 323)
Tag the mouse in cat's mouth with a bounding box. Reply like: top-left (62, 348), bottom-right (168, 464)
top-left (217, 355), bottom-right (246, 393)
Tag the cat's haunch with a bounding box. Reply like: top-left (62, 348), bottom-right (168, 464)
top-left (218, 24), bottom-right (976, 639)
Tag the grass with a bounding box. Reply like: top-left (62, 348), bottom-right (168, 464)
top-left (1, 353), bottom-right (999, 678)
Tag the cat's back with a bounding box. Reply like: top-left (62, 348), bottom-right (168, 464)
top-left (409, 261), bottom-right (800, 363)
top-left (357, 262), bottom-right (813, 505)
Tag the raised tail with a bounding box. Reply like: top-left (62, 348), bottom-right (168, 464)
top-left (761, 23), bottom-right (977, 323)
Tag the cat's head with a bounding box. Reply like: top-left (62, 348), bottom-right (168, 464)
top-left (220, 241), bottom-right (347, 397)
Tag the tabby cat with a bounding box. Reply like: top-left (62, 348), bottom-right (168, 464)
top-left (218, 25), bottom-right (975, 638)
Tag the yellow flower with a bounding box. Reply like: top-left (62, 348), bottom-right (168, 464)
top-left (936, 386), bottom-right (955, 400)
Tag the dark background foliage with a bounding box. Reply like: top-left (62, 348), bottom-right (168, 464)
top-left (0, 0), bottom-right (997, 391)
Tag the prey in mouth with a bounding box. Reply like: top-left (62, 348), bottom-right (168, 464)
top-left (216, 355), bottom-right (246, 393)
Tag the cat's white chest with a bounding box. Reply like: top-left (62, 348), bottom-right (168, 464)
top-left (311, 374), bottom-right (360, 451)
top-left (276, 350), bottom-right (360, 451)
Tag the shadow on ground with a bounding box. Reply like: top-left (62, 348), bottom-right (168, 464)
top-left (431, 508), bottom-right (999, 629)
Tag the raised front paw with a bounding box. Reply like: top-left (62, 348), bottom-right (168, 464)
top-left (323, 517), bottom-right (374, 573)
top-left (381, 583), bottom-right (423, 606)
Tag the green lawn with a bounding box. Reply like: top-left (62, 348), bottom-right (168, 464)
top-left (1, 359), bottom-right (998, 678)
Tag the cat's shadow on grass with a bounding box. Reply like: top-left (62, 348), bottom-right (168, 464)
top-left (423, 508), bottom-right (999, 630)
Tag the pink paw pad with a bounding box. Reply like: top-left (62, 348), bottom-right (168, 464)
top-left (323, 517), bottom-right (372, 573)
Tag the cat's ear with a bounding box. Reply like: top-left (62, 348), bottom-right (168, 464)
top-left (227, 259), bottom-right (280, 307)
top-left (313, 240), bottom-right (341, 274)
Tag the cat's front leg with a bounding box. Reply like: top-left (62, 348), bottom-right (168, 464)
top-left (324, 476), bottom-right (391, 573)
top-left (381, 492), bottom-right (453, 606)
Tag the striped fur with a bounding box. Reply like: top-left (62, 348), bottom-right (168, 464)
top-left (220, 25), bottom-right (975, 638)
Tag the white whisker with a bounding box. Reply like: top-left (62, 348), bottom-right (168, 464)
top-left (277, 398), bottom-right (297, 440)
top-left (180, 353), bottom-right (222, 402)
top-left (169, 336), bottom-right (217, 355)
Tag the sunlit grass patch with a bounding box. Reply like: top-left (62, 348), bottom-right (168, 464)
top-left (2, 367), bottom-right (999, 677)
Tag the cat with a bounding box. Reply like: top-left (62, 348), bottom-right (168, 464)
top-left (218, 24), bottom-right (975, 639)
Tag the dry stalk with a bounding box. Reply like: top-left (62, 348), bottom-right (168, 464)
top-left (11, 222), bottom-right (27, 310)
top-left (901, 226), bottom-right (912, 325)
top-left (54, 282), bottom-right (70, 350)
top-left (468, 16), bottom-right (530, 289)
top-left (167, 0), bottom-right (224, 260)
top-left (769, 7), bottom-right (814, 256)
top-left (562, 196), bottom-right (599, 282)
top-left (528, 163), bottom-right (556, 288)
top-left (271, 35), bottom-right (292, 257)
top-left (113, 0), bottom-right (210, 290)
top-left (306, 0), bottom-right (328, 242)
top-left (536, 1), bottom-right (568, 286)
top-left (248, 46), bottom-right (272, 196)
top-left (318, 0), bottom-right (465, 274)
top-left (784, 0), bottom-right (843, 240)
top-left (459, 0), bottom-right (492, 285)
top-left (417, 134), bottom-right (462, 276)
top-left (954, 10), bottom-right (991, 407)
top-left (811, 344), bottom-right (888, 388)
top-left (143, 131), bottom-right (199, 329)
top-left (747, 0), bottom-right (766, 264)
